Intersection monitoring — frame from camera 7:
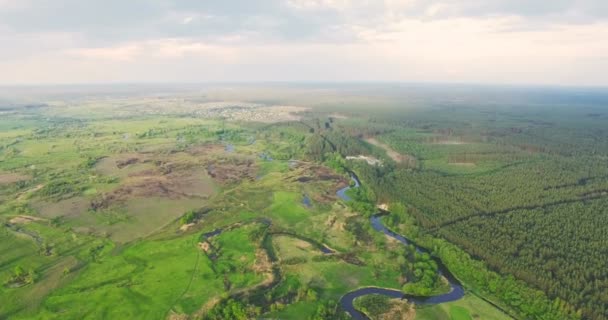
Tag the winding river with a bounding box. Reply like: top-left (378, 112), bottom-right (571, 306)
top-left (337, 173), bottom-right (465, 320)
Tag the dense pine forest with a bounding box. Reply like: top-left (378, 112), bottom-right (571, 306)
top-left (301, 93), bottom-right (608, 320)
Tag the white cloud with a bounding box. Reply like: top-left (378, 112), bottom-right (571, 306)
top-left (66, 38), bottom-right (239, 61)
top-left (0, 0), bottom-right (31, 11)
top-left (285, 0), bottom-right (353, 11)
top-left (181, 16), bottom-right (194, 24)
top-left (0, 0), bottom-right (607, 85)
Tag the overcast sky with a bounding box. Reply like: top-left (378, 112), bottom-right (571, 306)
top-left (1, 0), bottom-right (607, 86)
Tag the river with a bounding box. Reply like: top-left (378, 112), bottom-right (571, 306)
top-left (337, 173), bottom-right (464, 320)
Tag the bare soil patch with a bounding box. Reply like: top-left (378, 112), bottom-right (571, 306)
top-left (198, 241), bottom-right (211, 252)
top-left (379, 299), bottom-right (414, 320)
top-left (91, 167), bottom-right (215, 210)
top-left (116, 157), bottom-right (140, 168)
top-left (294, 239), bottom-right (313, 250)
top-left (311, 192), bottom-right (339, 204)
top-left (187, 143), bottom-right (225, 156)
top-left (9, 215), bottom-right (45, 224)
top-left (346, 155), bottom-right (383, 166)
top-left (0, 172), bottom-right (30, 185)
top-left (206, 157), bottom-right (257, 185)
top-left (365, 138), bottom-right (417, 165)
top-left (95, 153), bottom-right (156, 177)
top-left (33, 197), bottom-right (90, 218)
top-left (253, 248), bottom-right (273, 274)
top-left (167, 313), bottom-right (188, 320)
top-left (287, 163), bottom-right (346, 203)
top-left (17, 184), bottom-right (44, 200)
top-left (180, 223), bottom-right (195, 231)
top-left (295, 163), bottom-right (346, 183)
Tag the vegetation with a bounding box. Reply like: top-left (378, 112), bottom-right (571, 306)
top-left (1, 85), bottom-right (606, 320)
top-left (353, 294), bottom-right (394, 316)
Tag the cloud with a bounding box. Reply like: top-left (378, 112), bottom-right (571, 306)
top-left (66, 38), bottom-right (239, 61)
top-left (0, 0), bottom-right (607, 85)
top-left (181, 16), bottom-right (194, 25)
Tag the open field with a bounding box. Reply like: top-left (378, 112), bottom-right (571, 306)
top-left (415, 294), bottom-right (512, 320)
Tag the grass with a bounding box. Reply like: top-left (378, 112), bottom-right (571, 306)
top-left (264, 191), bottom-right (311, 226)
top-left (415, 294), bottom-right (512, 320)
top-left (27, 231), bottom-right (227, 320)
top-left (212, 223), bottom-right (266, 289)
top-left (450, 306), bottom-right (473, 320)
top-left (273, 234), bottom-right (322, 261)
top-left (266, 301), bottom-right (319, 319)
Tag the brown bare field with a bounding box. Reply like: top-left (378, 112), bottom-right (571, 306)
top-left (94, 153), bottom-right (157, 178)
top-left (285, 162), bottom-right (347, 204)
top-left (9, 215), bottom-right (46, 224)
top-left (92, 158), bottom-right (216, 210)
top-left (291, 162), bottom-right (347, 184)
top-left (206, 157), bottom-right (257, 185)
top-left (0, 172), bottom-right (30, 185)
top-left (379, 299), bottom-right (414, 320)
top-left (187, 143), bottom-right (225, 156)
top-left (33, 197), bottom-right (90, 218)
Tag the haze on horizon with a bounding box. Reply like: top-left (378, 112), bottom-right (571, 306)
top-left (1, 0), bottom-right (608, 87)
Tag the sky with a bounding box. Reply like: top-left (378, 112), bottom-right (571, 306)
top-left (1, 0), bottom-right (607, 86)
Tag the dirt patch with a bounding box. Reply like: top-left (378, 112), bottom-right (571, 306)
top-left (167, 313), bottom-right (188, 320)
top-left (95, 153), bottom-right (156, 177)
top-left (297, 176), bottom-right (313, 183)
top-left (284, 163), bottom-right (345, 203)
top-left (296, 164), bottom-right (346, 183)
top-left (33, 197), bottom-right (90, 218)
top-left (294, 239), bottom-right (313, 251)
top-left (198, 241), bottom-right (211, 252)
top-left (311, 191), bottom-right (338, 204)
top-left (180, 223), bottom-right (195, 231)
top-left (91, 168), bottom-right (215, 210)
top-left (365, 138), bottom-right (417, 165)
top-left (9, 215), bottom-right (45, 224)
top-left (253, 248), bottom-right (273, 274)
top-left (346, 155), bottom-right (383, 166)
top-left (195, 297), bottom-right (221, 318)
top-left (0, 172), bottom-right (30, 185)
top-left (378, 299), bottom-right (414, 320)
top-left (187, 143), bottom-right (225, 156)
top-left (206, 157), bottom-right (257, 185)
top-left (91, 177), bottom-right (177, 210)
top-left (326, 215), bottom-right (337, 228)
top-left (17, 184), bottom-right (44, 200)
top-left (116, 157), bottom-right (140, 168)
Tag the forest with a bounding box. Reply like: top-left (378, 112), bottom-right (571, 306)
top-left (302, 100), bottom-right (608, 320)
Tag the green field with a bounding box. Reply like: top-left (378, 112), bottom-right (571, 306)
top-left (415, 294), bottom-right (512, 320)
